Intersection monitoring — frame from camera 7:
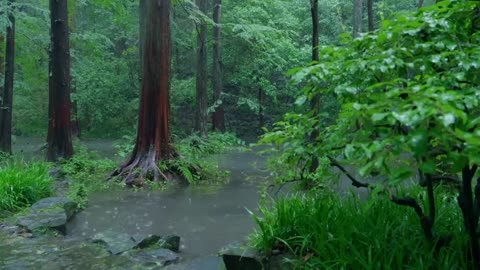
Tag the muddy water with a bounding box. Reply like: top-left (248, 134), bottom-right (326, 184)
top-left (67, 150), bottom-right (270, 258)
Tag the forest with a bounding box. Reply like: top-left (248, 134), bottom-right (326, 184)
top-left (1, 0), bottom-right (480, 269)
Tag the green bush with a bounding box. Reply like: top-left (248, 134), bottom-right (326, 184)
top-left (251, 189), bottom-right (466, 269)
top-left (0, 160), bottom-right (53, 214)
top-left (60, 143), bottom-right (117, 206)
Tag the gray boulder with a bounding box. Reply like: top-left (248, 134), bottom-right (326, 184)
top-left (92, 230), bottom-right (137, 255)
top-left (158, 235), bottom-right (181, 252)
top-left (220, 242), bottom-right (263, 270)
top-left (31, 197), bottom-right (77, 220)
top-left (16, 197), bottom-right (78, 234)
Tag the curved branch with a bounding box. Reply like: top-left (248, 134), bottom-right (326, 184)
top-left (327, 155), bottom-right (369, 188)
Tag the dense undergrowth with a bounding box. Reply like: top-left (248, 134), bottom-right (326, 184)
top-left (251, 189), bottom-right (467, 269)
top-left (253, 0), bottom-right (480, 269)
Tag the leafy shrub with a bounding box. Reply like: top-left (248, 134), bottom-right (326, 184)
top-left (251, 189), bottom-right (466, 269)
top-left (0, 160), bottom-right (53, 213)
top-left (61, 143), bottom-right (117, 200)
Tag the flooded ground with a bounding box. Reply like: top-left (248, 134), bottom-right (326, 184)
top-left (67, 150), bottom-right (270, 258)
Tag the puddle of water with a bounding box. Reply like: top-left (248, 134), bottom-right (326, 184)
top-left (67, 150), bottom-right (270, 258)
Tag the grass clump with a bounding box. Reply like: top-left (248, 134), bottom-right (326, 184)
top-left (251, 189), bottom-right (466, 269)
top-left (0, 160), bottom-right (53, 215)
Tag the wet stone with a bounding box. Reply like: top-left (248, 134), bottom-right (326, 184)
top-left (220, 242), bottom-right (263, 270)
top-left (92, 230), bottom-right (136, 255)
top-left (127, 248), bottom-right (180, 268)
top-left (16, 207), bottom-right (68, 234)
top-left (166, 256), bottom-right (226, 270)
top-left (159, 234), bottom-right (181, 252)
top-left (31, 197), bottom-right (77, 220)
top-left (15, 197), bottom-right (78, 235)
top-left (132, 234), bottom-right (161, 249)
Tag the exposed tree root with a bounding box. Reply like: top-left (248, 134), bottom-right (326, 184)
top-left (110, 148), bottom-right (173, 186)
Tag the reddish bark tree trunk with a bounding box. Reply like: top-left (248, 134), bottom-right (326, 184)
top-left (112, 0), bottom-right (173, 186)
top-left (47, 0), bottom-right (73, 161)
top-left (0, 0), bottom-right (14, 154)
top-left (195, 0), bottom-right (208, 138)
top-left (212, 0), bottom-right (225, 132)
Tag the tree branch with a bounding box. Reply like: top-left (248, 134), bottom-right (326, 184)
top-left (327, 155), bottom-right (369, 188)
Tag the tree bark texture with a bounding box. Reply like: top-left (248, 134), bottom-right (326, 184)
top-left (195, 0), bottom-right (208, 137)
top-left (352, 0), bottom-right (363, 38)
top-left (309, 0), bottom-right (320, 172)
top-left (47, 0), bottom-right (73, 161)
top-left (212, 0), bottom-right (225, 132)
top-left (111, 0), bottom-right (173, 186)
top-left (139, 0), bottom-right (146, 75)
top-left (367, 0), bottom-right (374, 32)
top-left (0, 0), bottom-right (14, 154)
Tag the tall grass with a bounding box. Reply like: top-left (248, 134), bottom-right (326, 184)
top-left (0, 160), bottom-right (53, 214)
top-left (250, 189), bottom-right (467, 269)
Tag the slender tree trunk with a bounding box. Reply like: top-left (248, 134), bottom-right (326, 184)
top-left (0, 0), bottom-right (14, 154)
top-left (309, 0), bottom-right (320, 173)
top-left (258, 86), bottom-right (263, 130)
top-left (352, 0), bottom-right (363, 38)
top-left (195, 0), bottom-right (208, 138)
top-left (111, 0), bottom-right (173, 186)
top-left (417, 0), bottom-right (424, 9)
top-left (367, 0), bottom-right (374, 32)
top-left (69, 3), bottom-right (80, 138)
top-left (47, 0), bottom-right (73, 161)
top-left (212, 0), bottom-right (225, 132)
top-left (459, 166), bottom-right (480, 269)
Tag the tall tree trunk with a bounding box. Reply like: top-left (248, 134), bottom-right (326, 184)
top-left (309, 0), bottom-right (320, 173)
top-left (367, 0), bottom-right (374, 32)
top-left (112, 0), bottom-right (173, 186)
top-left (69, 3), bottom-right (80, 138)
top-left (47, 0), bottom-right (73, 161)
top-left (352, 0), bottom-right (363, 38)
top-left (212, 0), bottom-right (225, 132)
top-left (0, 0), bottom-right (14, 154)
top-left (139, 0), bottom-right (146, 75)
top-left (195, 0), bottom-right (208, 138)
top-left (417, 0), bottom-right (424, 9)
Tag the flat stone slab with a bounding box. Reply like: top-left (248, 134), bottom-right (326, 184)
top-left (92, 230), bottom-right (136, 255)
top-left (16, 207), bottom-right (68, 234)
top-left (31, 197), bottom-right (77, 220)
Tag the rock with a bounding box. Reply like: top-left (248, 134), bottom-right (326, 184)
top-left (47, 166), bottom-right (64, 179)
top-left (16, 207), bottom-right (68, 234)
top-left (158, 235), bottom-right (181, 252)
top-left (127, 248), bottom-right (180, 268)
top-left (31, 197), bottom-right (77, 220)
top-left (167, 256), bottom-right (226, 270)
top-left (92, 230), bottom-right (136, 255)
top-left (267, 253), bottom-right (295, 270)
top-left (220, 242), bottom-right (263, 270)
top-left (132, 234), bottom-right (162, 249)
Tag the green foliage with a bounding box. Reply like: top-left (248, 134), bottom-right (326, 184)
top-left (0, 160), bottom-right (52, 214)
top-left (61, 143), bottom-right (117, 197)
top-left (251, 189), bottom-right (466, 269)
top-left (162, 132), bottom-right (244, 184)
